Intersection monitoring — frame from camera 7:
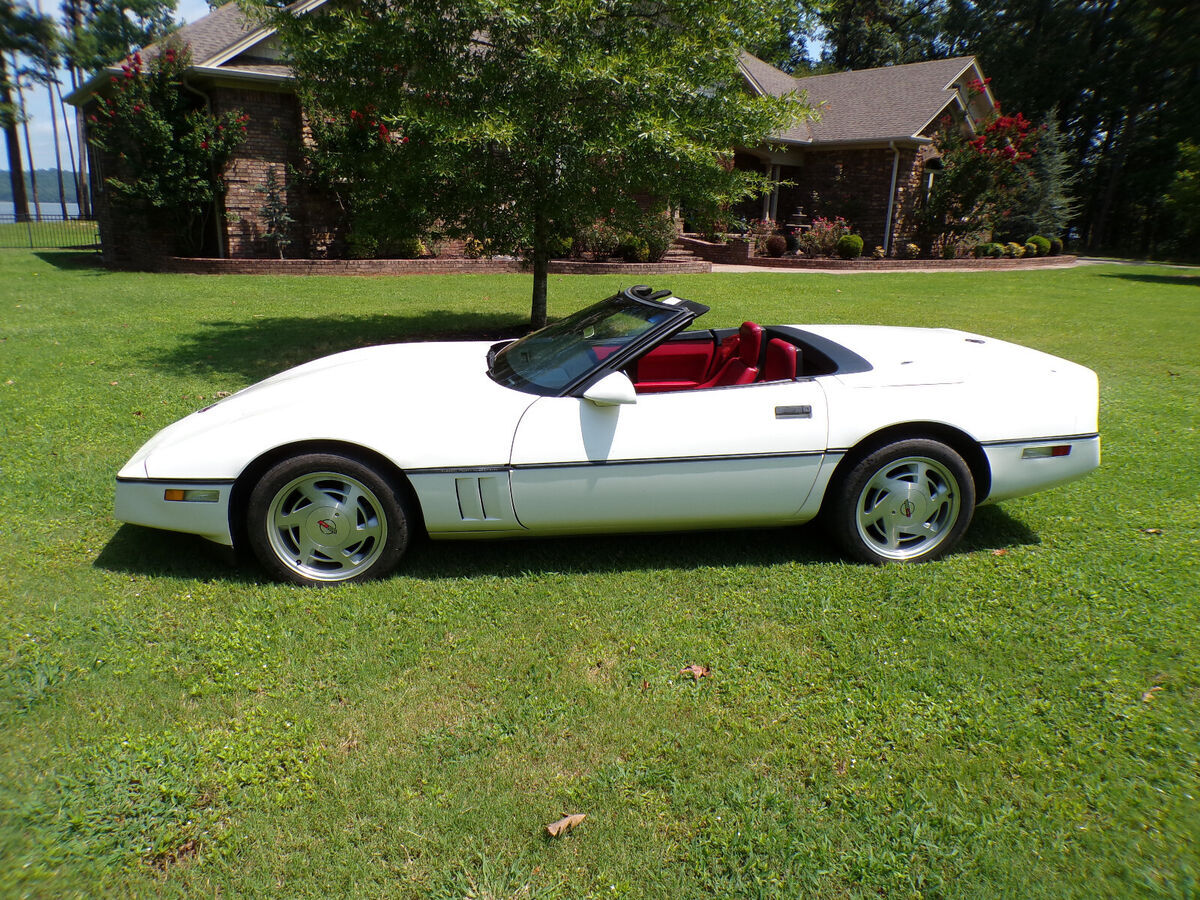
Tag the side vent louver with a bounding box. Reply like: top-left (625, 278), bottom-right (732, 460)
top-left (454, 476), bottom-right (504, 522)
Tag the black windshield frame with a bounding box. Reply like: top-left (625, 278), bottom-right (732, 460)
top-left (487, 288), bottom-right (707, 397)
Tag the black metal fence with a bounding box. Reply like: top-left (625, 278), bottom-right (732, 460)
top-left (0, 214), bottom-right (100, 250)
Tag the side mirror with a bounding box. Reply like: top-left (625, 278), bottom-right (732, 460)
top-left (583, 371), bottom-right (637, 407)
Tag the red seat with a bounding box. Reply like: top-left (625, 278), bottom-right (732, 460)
top-left (698, 322), bottom-right (762, 388)
top-left (762, 338), bottom-right (798, 381)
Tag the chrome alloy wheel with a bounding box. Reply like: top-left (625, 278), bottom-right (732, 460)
top-left (265, 471), bottom-right (388, 582)
top-left (854, 455), bottom-right (962, 561)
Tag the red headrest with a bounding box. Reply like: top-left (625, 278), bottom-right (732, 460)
top-left (738, 322), bottom-right (764, 365)
top-left (764, 338), bottom-right (797, 381)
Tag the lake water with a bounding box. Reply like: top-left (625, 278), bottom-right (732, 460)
top-left (1, 202), bottom-right (84, 219)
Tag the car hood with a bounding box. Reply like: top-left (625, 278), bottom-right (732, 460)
top-left (121, 341), bottom-right (536, 480)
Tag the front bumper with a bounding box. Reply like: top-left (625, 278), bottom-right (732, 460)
top-left (981, 434), bottom-right (1100, 504)
top-left (114, 477), bottom-right (235, 546)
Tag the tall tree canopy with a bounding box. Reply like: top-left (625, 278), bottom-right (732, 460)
top-left (2, 0), bottom-right (56, 220)
top-left (262, 0), bottom-right (806, 326)
top-left (809, 0), bottom-right (1200, 255)
top-left (60, 0), bottom-right (178, 72)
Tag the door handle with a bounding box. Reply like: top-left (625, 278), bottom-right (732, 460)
top-left (775, 405), bottom-right (812, 419)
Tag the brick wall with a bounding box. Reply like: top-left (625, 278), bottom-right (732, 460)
top-left (210, 87), bottom-right (305, 259)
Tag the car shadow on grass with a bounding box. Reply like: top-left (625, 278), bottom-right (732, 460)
top-left (149, 312), bottom-right (531, 382)
top-left (95, 505), bottom-right (1039, 583)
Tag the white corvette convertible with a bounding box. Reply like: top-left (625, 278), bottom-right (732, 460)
top-left (116, 286), bottom-right (1100, 584)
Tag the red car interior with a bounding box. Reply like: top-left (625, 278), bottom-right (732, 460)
top-left (630, 323), bottom-right (803, 394)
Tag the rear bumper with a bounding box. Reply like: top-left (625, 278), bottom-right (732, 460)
top-left (114, 477), bottom-right (235, 545)
top-left (981, 434), bottom-right (1100, 504)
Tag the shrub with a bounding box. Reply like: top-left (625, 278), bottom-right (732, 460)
top-left (463, 237), bottom-right (486, 259)
top-left (989, 242), bottom-right (1004, 258)
top-left (746, 218), bottom-right (778, 256)
top-left (973, 243), bottom-right (991, 258)
top-left (547, 234), bottom-right (573, 259)
top-left (871, 245), bottom-right (886, 259)
top-left (765, 234), bottom-right (788, 257)
top-left (1005, 241), bottom-right (1026, 258)
top-left (800, 216), bottom-right (851, 256)
top-left (784, 229), bottom-right (799, 254)
top-left (942, 242), bottom-right (958, 259)
top-left (900, 242), bottom-right (921, 259)
top-left (617, 233), bottom-right (650, 263)
top-left (577, 219), bottom-right (621, 260)
top-left (639, 211), bottom-right (680, 262)
top-left (1023, 241), bottom-right (1038, 258)
top-left (1050, 237), bottom-right (1064, 255)
top-left (836, 234), bottom-right (863, 259)
top-left (1027, 235), bottom-right (1051, 257)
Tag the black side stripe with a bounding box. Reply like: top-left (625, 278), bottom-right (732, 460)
top-left (409, 450), bottom-right (827, 476)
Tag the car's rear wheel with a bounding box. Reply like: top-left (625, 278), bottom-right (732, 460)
top-left (828, 439), bottom-right (975, 564)
top-left (246, 453), bottom-right (410, 585)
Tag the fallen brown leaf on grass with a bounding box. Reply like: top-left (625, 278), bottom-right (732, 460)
top-left (545, 813), bottom-right (586, 837)
top-left (680, 664), bottom-right (710, 681)
top-left (1139, 528), bottom-right (1164, 535)
top-left (992, 549), bottom-right (1009, 556)
top-left (1141, 686), bottom-right (1163, 703)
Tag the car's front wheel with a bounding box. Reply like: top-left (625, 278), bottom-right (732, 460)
top-left (828, 439), bottom-right (975, 564)
top-left (246, 453), bottom-right (411, 585)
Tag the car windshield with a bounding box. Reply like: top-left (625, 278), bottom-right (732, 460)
top-left (489, 294), bottom-right (679, 394)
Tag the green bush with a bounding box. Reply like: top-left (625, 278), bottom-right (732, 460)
top-left (765, 234), bottom-right (788, 257)
top-left (547, 234), bottom-right (574, 259)
top-left (617, 233), bottom-right (650, 263)
top-left (942, 242), bottom-right (958, 259)
top-left (1050, 237), bottom-right (1064, 256)
top-left (973, 243), bottom-right (991, 258)
top-left (1023, 241), bottom-right (1038, 258)
top-left (639, 211), bottom-right (680, 262)
top-left (900, 242), bottom-right (921, 259)
top-left (1027, 235), bottom-right (1051, 257)
top-left (871, 245), bottom-right (886, 259)
top-left (1005, 241), bottom-right (1026, 258)
top-left (989, 243), bottom-right (1004, 258)
top-left (835, 234), bottom-right (863, 259)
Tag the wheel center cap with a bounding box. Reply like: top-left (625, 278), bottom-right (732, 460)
top-left (307, 506), bottom-right (346, 545)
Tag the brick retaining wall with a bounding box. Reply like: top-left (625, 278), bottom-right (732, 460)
top-left (163, 257), bottom-right (712, 276)
top-left (676, 237), bottom-right (1076, 270)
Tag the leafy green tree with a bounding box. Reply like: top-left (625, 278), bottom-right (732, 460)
top-left (262, 0), bottom-right (805, 327)
top-left (818, 0), bottom-right (942, 71)
top-left (61, 0), bottom-right (178, 73)
top-left (2, 0), bottom-right (56, 221)
top-left (1001, 110), bottom-right (1075, 241)
top-left (1159, 141), bottom-right (1200, 260)
top-left (86, 42), bottom-right (246, 253)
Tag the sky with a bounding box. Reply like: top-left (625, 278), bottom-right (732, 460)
top-left (8, 0), bottom-right (212, 175)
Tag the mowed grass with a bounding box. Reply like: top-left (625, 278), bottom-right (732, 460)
top-left (1, 250), bottom-right (1197, 898)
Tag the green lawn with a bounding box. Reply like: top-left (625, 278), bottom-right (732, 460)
top-left (1, 250), bottom-right (1197, 898)
top-left (0, 219), bottom-right (99, 250)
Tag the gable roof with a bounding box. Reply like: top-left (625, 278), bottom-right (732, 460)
top-left (741, 53), bottom-right (993, 146)
top-left (70, 2), bottom-right (992, 151)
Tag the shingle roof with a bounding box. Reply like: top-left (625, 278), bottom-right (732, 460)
top-left (142, 2), bottom-right (257, 67)
top-left (741, 53), bottom-right (983, 145)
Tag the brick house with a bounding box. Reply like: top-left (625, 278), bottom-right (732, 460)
top-left (735, 53), bottom-right (997, 253)
top-left (69, 2), bottom-right (996, 265)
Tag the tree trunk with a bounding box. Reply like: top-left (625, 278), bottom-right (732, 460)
top-left (1, 54), bottom-right (31, 223)
top-left (54, 78), bottom-right (81, 209)
top-left (530, 208), bottom-right (549, 329)
top-left (13, 55), bottom-right (43, 221)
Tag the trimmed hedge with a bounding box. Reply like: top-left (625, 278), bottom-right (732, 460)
top-left (836, 234), bottom-right (864, 259)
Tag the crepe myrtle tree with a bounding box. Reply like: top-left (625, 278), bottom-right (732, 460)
top-left (87, 41), bottom-right (246, 254)
top-left (259, 0), bottom-right (806, 327)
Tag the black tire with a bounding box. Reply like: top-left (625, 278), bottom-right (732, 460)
top-left (827, 439), bottom-right (975, 564)
top-left (246, 453), bottom-right (411, 585)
